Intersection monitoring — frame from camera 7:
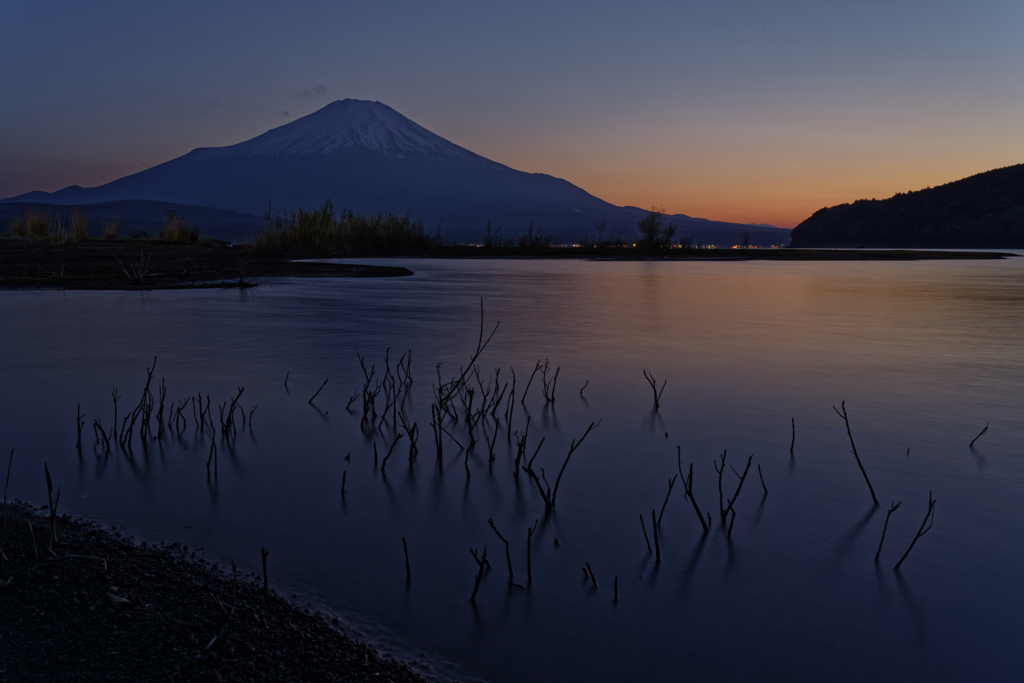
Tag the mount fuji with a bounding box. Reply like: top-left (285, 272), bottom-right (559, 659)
top-left (3, 99), bottom-right (788, 245)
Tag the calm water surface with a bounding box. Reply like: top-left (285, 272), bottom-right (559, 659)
top-left (2, 256), bottom-right (1022, 681)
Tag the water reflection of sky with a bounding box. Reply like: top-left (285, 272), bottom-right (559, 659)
top-left (1, 257), bottom-right (1022, 682)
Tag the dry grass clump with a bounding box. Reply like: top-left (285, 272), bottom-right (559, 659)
top-left (9, 208), bottom-right (54, 238)
top-left (252, 200), bottom-right (437, 256)
top-left (103, 217), bottom-right (121, 239)
top-left (72, 207), bottom-right (89, 240)
top-left (160, 210), bottom-right (199, 243)
top-left (7, 207), bottom-right (92, 244)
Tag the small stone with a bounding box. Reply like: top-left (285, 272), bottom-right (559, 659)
top-left (107, 593), bottom-right (130, 608)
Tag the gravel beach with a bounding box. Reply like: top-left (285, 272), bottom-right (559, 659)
top-left (0, 501), bottom-right (428, 682)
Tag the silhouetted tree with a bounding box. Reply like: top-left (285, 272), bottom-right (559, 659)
top-left (637, 207), bottom-right (677, 250)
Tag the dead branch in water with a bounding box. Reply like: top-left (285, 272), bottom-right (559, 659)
top-left (520, 361), bottom-right (542, 406)
top-left (642, 369), bottom-right (667, 410)
top-left (488, 518), bottom-right (514, 583)
top-left (833, 401), bottom-right (880, 507)
top-left (550, 420), bottom-right (600, 508)
top-left (893, 492), bottom-right (936, 570)
top-left (44, 463), bottom-right (61, 552)
top-left (469, 546), bottom-right (489, 603)
top-left (713, 450), bottom-right (728, 521)
top-left (539, 360), bottom-right (560, 403)
top-left (721, 454), bottom-right (753, 525)
top-left (639, 514), bottom-right (652, 553)
top-left (650, 510), bottom-right (661, 563)
top-left (402, 537), bottom-right (411, 583)
top-left (75, 404), bottom-right (85, 452)
top-left (526, 519), bottom-right (538, 584)
top-left (969, 422), bottom-right (989, 448)
top-left (379, 433), bottom-right (405, 475)
top-left (677, 449), bottom-right (709, 533)
top-left (875, 500), bottom-right (901, 562)
top-left (308, 378), bottom-right (329, 404)
top-left (658, 474), bottom-right (677, 525)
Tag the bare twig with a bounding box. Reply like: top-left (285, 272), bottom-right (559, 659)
top-left (526, 519), bottom-right (537, 584)
top-left (677, 449), bottom-right (709, 533)
top-left (969, 422), bottom-right (989, 448)
top-left (642, 369), bottom-right (667, 409)
top-left (833, 401), bottom-right (880, 506)
top-left (469, 546), bottom-right (489, 603)
top-left (650, 510), bottom-right (661, 563)
top-left (658, 474), bottom-right (677, 525)
top-left (44, 463), bottom-right (60, 551)
top-left (875, 500), bottom-right (901, 561)
top-left (75, 404), bottom-right (85, 452)
top-left (488, 518), bottom-right (514, 582)
top-left (721, 455), bottom-right (753, 524)
top-left (639, 514), bottom-right (652, 553)
top-left (309, 378), bottom-right (329, 404)
top-left (550, 420), bottom-right (600, 507)
top-left (379, 433), bottom-right (405, 475)
top-left (402, 537), bottom-right (411, 583)
top-left (893, 492), bottom-right (936, 570)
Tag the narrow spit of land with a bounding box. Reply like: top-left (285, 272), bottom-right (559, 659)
top-left (0, 238), bottom-right (1015, 291)
top-left (0, 501), bottom-right (427, 682)
top-left (0, 239), bottom-right (412, 290)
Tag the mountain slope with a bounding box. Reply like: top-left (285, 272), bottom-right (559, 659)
top-left (4, 100), bottom-right (788, 245)
top-left (790, 164), bottom-right (1024, 247)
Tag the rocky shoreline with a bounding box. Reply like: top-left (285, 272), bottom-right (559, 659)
top-left (0, 501), bottom-right (427, 682)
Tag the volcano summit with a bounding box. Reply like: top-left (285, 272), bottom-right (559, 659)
top-left (4, 100), bottom-right (786, 245)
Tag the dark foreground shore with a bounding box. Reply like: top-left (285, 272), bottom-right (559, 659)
top-left (1, 238), bottom-right (1015, 291)
top-left (0, 502), bottom-right (427, 682)
top-left (0, 239), bottom-right (412, 290)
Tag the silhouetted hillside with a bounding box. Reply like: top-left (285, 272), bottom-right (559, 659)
top-left (790, 164), bottom-right (1024, 247)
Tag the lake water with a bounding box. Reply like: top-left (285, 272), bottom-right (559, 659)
top-left (2, 256), bottom-right (1022, 681)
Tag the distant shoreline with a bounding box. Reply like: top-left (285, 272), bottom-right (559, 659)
top-left (0, 238), bottom-right (1013, 291)
top-left (0, 238), bottom-right (412, 291)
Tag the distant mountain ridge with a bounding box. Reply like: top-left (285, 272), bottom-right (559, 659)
top-left (3, 99), bottom-right (788, 245)
top-left (790, 164), bottom-right (1024, 247)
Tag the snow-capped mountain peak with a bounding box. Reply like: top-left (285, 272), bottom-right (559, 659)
top-left (216, 99), bottom-right (474, 160)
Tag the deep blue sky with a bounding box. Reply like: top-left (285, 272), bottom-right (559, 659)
top-left (2, 0), bottom-right (1022, 227)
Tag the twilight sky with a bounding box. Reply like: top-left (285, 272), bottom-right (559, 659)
top-left (2, 0), bottom-right (1022, 228)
